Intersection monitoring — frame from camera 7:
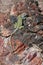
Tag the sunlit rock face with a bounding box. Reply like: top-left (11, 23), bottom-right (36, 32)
top-left (0, 0), bottom-right (25, 13)
top-left (36, 0), bottom-right (43, 10)
top-left (0, 0), bottom-right (14, 13)
top-left (1, 0), bottom-right (13, 5)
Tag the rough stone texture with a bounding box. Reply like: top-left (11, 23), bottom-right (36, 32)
top-left (0, 0), bottom-right (43, 13)
top-left (38, 0), bottom-right (43, 8)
